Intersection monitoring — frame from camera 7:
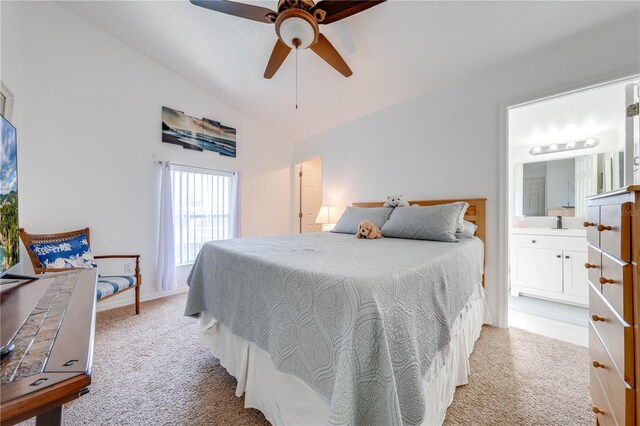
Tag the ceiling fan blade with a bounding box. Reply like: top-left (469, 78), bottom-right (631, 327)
top-left (311, 0), bottom-right (386, 25)
top-left (190, 0), bottom-right (276, 24)
top-left (310, 34), bottom-right (353, 77)
top-left (264, 39), bottom-right (292, 79)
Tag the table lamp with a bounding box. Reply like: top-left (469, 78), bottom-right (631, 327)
top-left (315, 205), bottom-right (336, 231)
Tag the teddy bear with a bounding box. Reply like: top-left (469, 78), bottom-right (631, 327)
top-left (383, 194), bottom-right (410, 207)
top-left (357, 220), bottom-right (382, 239)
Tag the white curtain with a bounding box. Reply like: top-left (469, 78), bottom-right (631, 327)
top-left (229, 171), bottom-right (241, 238)
top-left (157, 161), bottom-right (177, 291)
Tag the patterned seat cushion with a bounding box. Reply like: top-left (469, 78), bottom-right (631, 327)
top-left (96, 275), bottom-right (135, 300)
top-left (29, 234), bottom-right (97, 269)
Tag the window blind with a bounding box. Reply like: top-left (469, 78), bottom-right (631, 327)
top-left (171, 167), bottom-right (232, 266)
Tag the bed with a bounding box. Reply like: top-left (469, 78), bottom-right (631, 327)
top-left (185, 198), bottom-right (489, 425)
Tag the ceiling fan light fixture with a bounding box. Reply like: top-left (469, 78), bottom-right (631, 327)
top-left (279, 17), bottom-right (316, 48)
top-left (275, 8), bottom-right (319, 50)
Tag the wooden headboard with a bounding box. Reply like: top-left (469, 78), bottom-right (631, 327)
top-left (352, 198), bottom-right (486, 245)
top-left (353, 198), bottom-right (487, 285)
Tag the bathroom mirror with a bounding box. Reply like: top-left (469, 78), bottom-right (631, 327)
top-left (515, 151), bottom-right (624, 218)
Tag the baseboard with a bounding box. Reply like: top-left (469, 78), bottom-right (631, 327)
top-left (96, 286), bottom-right (189, 312)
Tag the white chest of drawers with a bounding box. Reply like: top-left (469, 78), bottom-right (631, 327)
top-left (510, 227), bottom-right (589, 306)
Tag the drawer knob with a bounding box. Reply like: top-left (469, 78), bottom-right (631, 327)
top-left (597, 224), bottom-right (612, 232)
top-left (591, 315), bottom-right (605, 322)
top-left (583, 221), bottom-right (596, 228)
top-left (592, 360), bottom-right (605, 369)
top-left (592, 406), bottom-right (606, 415)
top-left (584, 263), bottom-right (596, 269)
top-left (599, 277), bottom-right (614, 285)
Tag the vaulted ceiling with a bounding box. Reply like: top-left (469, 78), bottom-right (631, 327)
top-left (62, 1), bottom-right (639, 141)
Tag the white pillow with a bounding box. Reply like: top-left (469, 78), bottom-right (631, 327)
top-left (456, 202), bottom-right (469, 232)
top-left (456, 220), bottom-right (478, 239)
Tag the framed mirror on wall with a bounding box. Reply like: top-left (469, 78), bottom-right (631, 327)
top-left (514, 151), bottom-right (624, 219)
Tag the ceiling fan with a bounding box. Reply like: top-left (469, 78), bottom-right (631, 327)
top-left (190, 0), bottom-right (386, 79)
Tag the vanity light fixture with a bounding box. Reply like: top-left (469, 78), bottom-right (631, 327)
top-left (529, 138), bottom-right (600, 156)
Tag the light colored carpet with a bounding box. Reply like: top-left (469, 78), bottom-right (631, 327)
top-left (20, 293), bottom-right (591, 425)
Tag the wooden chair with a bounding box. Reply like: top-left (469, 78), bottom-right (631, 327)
top-left (19, 227), bottom-right (142, 314)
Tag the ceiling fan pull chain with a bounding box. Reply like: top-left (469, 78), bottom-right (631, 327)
top-left (295, 46), bottom-right (298, 109)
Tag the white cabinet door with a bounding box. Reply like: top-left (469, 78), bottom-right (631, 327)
top-left (562, 250), bottom-right (589, 298)
top-left (513, 247), bottom-right (563, 293)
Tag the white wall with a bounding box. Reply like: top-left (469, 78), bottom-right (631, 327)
top-left (1, 1), bottom-right (293, 310)
top-left (292, 13), bottom-right (640, 326)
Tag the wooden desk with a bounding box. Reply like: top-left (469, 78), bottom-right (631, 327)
top-left (0, 270), bottom-right (97, 425)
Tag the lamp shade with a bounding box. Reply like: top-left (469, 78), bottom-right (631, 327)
top-left (315, 205), bottom-right (335, 225)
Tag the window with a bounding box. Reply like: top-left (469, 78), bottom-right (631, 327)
top-left (172, 167), bottom-right (232, 266)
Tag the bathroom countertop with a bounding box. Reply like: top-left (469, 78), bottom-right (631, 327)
top-left (510, 227), bottom-right (587, 237)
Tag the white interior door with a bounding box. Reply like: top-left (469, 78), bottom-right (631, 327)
top-left (298, 158), bottom-right (323, 233)
top-left (575, 155), bottom-right (596, 217)
top-left (523, 178), bottom-right (545, 216)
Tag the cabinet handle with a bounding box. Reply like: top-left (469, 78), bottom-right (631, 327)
top-left (592, 361), bottom-right (605, 369)
top-left (592, 406), bottom-right (606, 415)
top-left (599, 277), bottom-right (614, 285)
top-left (591, 315), bottom-right (605, 322)
top-left (556, 255), bottom-right (561, 258)
top-left (531, 240), bottom-right (536, 243)
top-left (583, 221), bottom-right (596, 228)
top-left (584, 263), bottom-right (596, 269)
top-left (597, 224), bottom-right (612, 232)
top-left (565, 255), bottom-right (570, 259)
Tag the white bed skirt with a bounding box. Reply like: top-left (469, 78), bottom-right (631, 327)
top-left (198, 282), bottom-right (491, 426)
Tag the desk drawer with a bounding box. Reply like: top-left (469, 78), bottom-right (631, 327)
top-left (599, 202), bottom-right (631, 263)
top-left (589, 324), bottom-right (635, 426)
top-left (585, 205), bottom-right (600, 247)
top-left (600, 252), bottom-right (633, 323)
top-left (589, 282), bottom-right (634, 386)
top-left (586, 245), bottom-right (602, 287)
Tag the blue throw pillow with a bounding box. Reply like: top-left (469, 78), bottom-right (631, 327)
top-left (30, 234), bottom-right (97, 269)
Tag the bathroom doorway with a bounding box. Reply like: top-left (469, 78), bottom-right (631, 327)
top-left (507, 77), bottom-right (639, 346)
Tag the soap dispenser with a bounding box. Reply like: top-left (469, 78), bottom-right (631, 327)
top-left (556, 216), bottom-right (563, 230)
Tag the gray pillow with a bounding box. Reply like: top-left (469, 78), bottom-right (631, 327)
top-left (332, 207), bottom-right (393, 234)
top-left (381, 202), bottom-right (469, 242)
top-left (456, 220), bottom-right (478, 239)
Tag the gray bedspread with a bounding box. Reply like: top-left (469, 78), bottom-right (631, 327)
top-left (185, 232), bottom-right (484, 425)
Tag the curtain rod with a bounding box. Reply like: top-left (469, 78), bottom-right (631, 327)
top-left (157, 160), bottom-right (236, 175)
